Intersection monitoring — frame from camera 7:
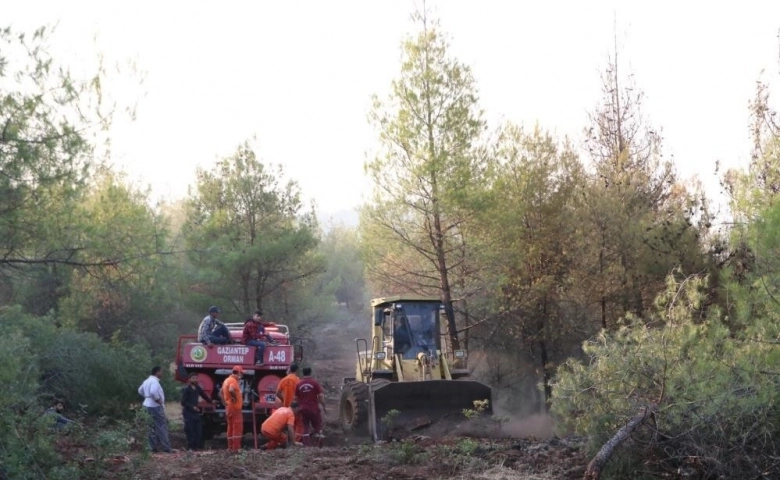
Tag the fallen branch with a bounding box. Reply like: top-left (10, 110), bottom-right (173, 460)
top-left (584, 404), bottom-right (657, 480)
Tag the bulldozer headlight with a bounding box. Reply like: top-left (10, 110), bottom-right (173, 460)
top-left (454, 350), bottom-right (466, 359)
top-left (374, 352), bottom-right (386, 360)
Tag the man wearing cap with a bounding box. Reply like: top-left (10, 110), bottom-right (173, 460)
top-left (260, 401), bottom-right (301, 450)
top-left (198, 306), bottom-right (231, 345)
top-left (221, 365), bottom-right (244, 451)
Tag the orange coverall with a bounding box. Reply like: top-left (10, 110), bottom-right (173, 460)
top-left (261, 406), bottom-right (295, 450)
top-left (221, 374), bottom-right (243, 450)
top-left (275, 373), bottom-right (303, 441)
top-left (276, 373), bottom-right (299, 407)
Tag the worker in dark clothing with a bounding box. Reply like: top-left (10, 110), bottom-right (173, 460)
top-left (181, 372), bottom-right (216, 450)
top-left (294, 366), bottom-right (326, 440)
top-left (45, 400), bottom-right (75, 431)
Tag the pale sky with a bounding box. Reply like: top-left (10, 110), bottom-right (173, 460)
top-left (6, 1), bottom-right (780, 225)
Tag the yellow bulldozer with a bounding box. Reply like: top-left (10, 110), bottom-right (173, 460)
top-left (339, 295), bottom-right (492, 441)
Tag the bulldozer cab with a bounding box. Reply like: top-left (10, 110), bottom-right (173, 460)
top-left (379, 300), bottom-right (439, 361)
top-left (359, 297), bottom-right (455, 383)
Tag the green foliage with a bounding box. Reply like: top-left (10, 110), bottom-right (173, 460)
top-left (0, 26), bottom-right (97, 270)
top-left (463, 399), bottom-right (490, 419)
top-left (0, 25), bottom-right (134, 277)
top-left (56, 170), bottom-right (179, 353)
top-left (0, 25), bottom-right (175, 357)
top-left (475, 124), bottom-right (585, 408)
top-left (380, 408), bottom-right (402, 440)
top-left (0, 412), bottom-right (146, 480)
top-left (389, 439), bottom-right (427, 465)
top-left (0, 306), bottom-right (153, 479)
top-left (3, 13), bottom-right (780, 480)
top-left (551, 271), bottom-right (779, 478)
top-left (0, 329), bottom-right (38, 413)
top-left (361, 9), bottom-right (490, 349)
top-left (0, 412), bottom-right (76, 480)
top-left (1, 306), bottom-right (154, 417)
top-left (318, 224), bottom-right (366, 311)
top-left (0, 24), bottom-right (170, 479)
top-left (725, 80), bottom-right (780, 220)
top-left (575, 52), bottom-right (710, 333)
top-left (455, 437), bottom-right (479, 456)
top-left (183, 140), bottom-right (323, 321)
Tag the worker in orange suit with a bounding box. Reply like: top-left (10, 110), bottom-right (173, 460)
top-left (260, 401), bottom-right (301, 450)
top-left (221, 365), bottom-right (244, 451)
top-left (275, 363), bottom-right (299, 407)
top-left (275, 363), bottom-right (303, 441)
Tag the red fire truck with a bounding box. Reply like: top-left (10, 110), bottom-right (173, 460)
top-left (174, 321), bottom-right (302, 445)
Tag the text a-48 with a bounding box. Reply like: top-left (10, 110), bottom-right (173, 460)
top-left (268, 349), bottom-right (286, 363)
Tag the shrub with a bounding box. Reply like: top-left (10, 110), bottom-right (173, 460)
top-left (1, 306), bottom-right (155, 418)
top-left (0, 306), bottom-right (159, 479)
top-left (551, 272), bottom-right (780, 479)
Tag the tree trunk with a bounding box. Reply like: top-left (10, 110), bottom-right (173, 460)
top-left (462, 298), bottom-right (470, 352)
top-left (429, 171), bottom-right (458, 347)
top-left (538, 297), bottom-right (551, 412)
top-left (254, 268), bottom-right (263, 311)
top-left (599, 247), bottom-right (607, 330)
top-left (583, 405), bottom-right (656, 480)
top-left (429, 164), bottom-right (458, 349)
top-left (601, 296), bottom-right (607, 330)
top-left (241, 272), bottom-right (250, 313)
top-left (423, 43), bottom-right (460, 351)
top-left (441, 286), bottom-right (459, 350)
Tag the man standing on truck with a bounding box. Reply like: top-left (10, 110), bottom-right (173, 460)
top-left (137, 366), bottom-right (173, 453)
top-left (242, 310), bottom-right (275, 365)
top-left (198, 306), bottom-right (231, 345)
top-left (181, 372), bottom-right (216, 450)
top-left (221, 365), bottom-right (244, 451)
top-left (260, 401), bottom-right (301, 450)
top-left (295, 366), bottom-right (326, 439)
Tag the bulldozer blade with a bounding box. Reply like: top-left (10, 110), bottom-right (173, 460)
top-left (368, 380), bottom-right (492, 441)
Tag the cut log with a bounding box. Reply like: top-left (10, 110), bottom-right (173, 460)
top-left (583, 404), bottom-right (657, 480)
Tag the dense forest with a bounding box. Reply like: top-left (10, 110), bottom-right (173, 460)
top-left (2, 9), bottom-right (779, 480)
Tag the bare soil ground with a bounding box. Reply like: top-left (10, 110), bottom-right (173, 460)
top-left (106, 309), bottom-right (590, 479)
